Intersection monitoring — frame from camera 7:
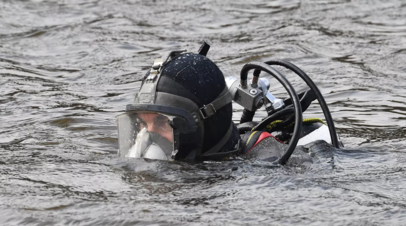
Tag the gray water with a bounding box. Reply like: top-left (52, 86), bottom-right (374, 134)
top-left (1, 0), bottom-right (406, 225)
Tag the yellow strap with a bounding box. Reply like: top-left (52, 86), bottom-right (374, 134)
top-left (246, 131), bottom-right (258, 145)
top-left (265, 118), bottom-right (326, 131)
top-left (303, 118), bottom-right (325, 125)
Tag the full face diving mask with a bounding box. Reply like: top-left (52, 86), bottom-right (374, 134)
top-left (117, 111), bottom-right (183, 160)
top-left (116, 47), bottom-right (234, 161)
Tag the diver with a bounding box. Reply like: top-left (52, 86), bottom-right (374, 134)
top-left (116, 42), bottom-right (341, 164)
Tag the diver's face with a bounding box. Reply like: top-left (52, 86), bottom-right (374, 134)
top-left (136, 113), bottom-right (173, 142)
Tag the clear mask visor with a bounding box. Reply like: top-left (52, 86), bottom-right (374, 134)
top-left (116, 112), bottom-right (175, 160)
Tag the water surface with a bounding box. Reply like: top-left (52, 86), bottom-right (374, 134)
top-left (1, 0), bottom-right (406, 225)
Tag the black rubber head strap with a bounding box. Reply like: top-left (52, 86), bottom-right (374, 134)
top-left (199, 86), bottom-right (232, 119)
top-left (136, 59), bottom-right (163, 104)
top-left (202, 122), bottom-right (233, 156)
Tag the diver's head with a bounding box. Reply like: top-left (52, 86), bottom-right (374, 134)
top-left (117, 44), bottom-right (240, 161)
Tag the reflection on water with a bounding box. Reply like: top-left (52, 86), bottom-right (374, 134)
top-left (1, 0), bottom-right (406, 225)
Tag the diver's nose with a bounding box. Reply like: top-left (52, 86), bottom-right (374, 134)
top-left (147, 123), bottom-right (155, 133)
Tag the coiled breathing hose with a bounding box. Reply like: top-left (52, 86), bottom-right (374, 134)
top-left (240, 62), bottom-right (302, 165)
top-left (253, 60), bottom-right (340, 149)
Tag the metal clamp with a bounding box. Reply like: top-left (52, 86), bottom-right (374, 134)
top-left (147, 59), bottom-right (163, 82)
top-left (199, 104), bottom-right (216, 119)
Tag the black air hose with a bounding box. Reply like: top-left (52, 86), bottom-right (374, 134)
top-left (252, 108), bottom-right (295, 131)
top-left (253, 60), bottom-right (340, 149)
top-left (240, 109), bottom-right (256, 123)
top-left (240, 62), bottom-right (302, 165)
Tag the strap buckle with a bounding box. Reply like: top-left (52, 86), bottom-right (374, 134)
top-left (199, 104), bottom-right (216, 119)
